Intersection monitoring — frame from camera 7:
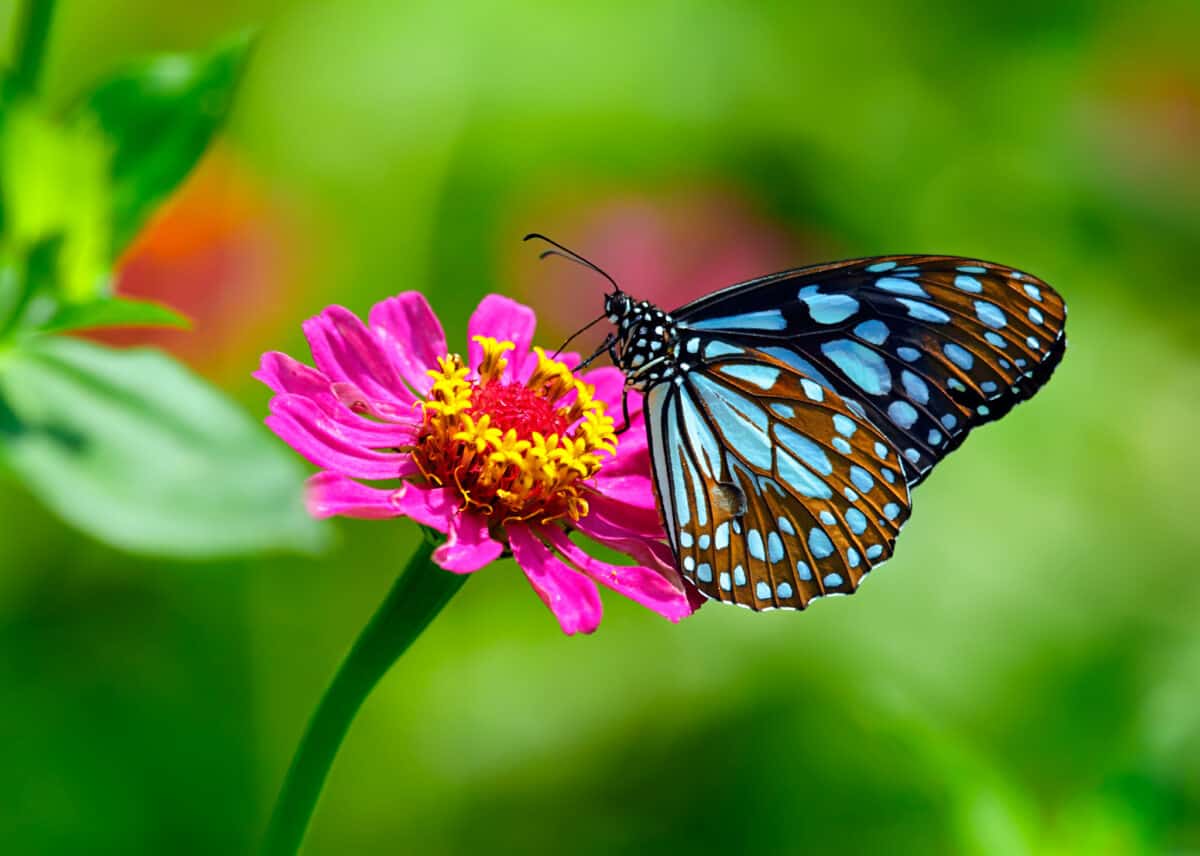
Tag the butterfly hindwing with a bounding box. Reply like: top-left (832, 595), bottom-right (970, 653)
top-left (673, 256), bottom-right (1067, 485)
top-left (644, 344), bottom-right (911, 609)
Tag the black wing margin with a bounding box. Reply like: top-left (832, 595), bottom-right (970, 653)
top-left (672, 255), bottom-right (1067, 486)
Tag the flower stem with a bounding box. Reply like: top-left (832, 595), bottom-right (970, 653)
top-left (261, 536), bottom-right (467, 856)
top-left (11, 0), bottom-right (55, 94)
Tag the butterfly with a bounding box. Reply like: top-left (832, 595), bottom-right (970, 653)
top-left (527, 235), bottom-right (1067, 611)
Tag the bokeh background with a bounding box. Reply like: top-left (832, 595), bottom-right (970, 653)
top-left (3, 0), bottom-right (1200, 853)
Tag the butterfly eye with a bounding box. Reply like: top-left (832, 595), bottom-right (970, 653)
top-left (605, 293), bottom-right (631, 321)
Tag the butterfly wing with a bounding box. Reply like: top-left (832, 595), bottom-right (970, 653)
top-left (672, 256), bottom-right (1067, 485)
top-left (643, 344), bottom-right (911, 609)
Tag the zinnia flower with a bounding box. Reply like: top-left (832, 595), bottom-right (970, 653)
top-left (255, 292), bottom-right (700, 634)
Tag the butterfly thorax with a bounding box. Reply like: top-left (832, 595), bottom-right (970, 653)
top-left (605, 293), bottom-right (681, 390)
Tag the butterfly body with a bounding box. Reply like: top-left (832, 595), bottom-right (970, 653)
top-left (591, 249), bottom-right (1067, 611)
top-left (604, 294), bottom-right (683, 389)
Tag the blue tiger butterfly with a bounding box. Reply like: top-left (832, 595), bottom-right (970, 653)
top-left (527, 235), bottom-right (1067, 611)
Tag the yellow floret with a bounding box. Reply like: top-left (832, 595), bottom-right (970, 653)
top-left (412, 337), bottom-right (619, 526)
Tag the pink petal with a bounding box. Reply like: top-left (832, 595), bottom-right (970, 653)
top-left (271, 394), bottom-right (417, 449)
top-left (392, 483), bottom-right (457, 533)
top-left (303, 305), bottom-right (417, 406)
top-left (307, 471), bottom-right (406, 519)
top-left (575, 515), bottom-right (682, 581)
top-left (596, 415), bottom-right (650, 469)
top-left (581, 367), bottom-right (645, 433)
top-left (589, 473), bottom-right (659, 511)
top-left (579, 366), bottom-right (628, 410)
top-left (583, 492), bottom-right (665, 540)
top-left (433, 511), bottom-right (504, 573)
top-left (467, 295), bottom-right (536, 380)
top-left (255, 354), bottom-right (419, 444)
top-left (266, 400), bottom-right (418, 481)
top-left (330, 382), bottom-right (420, 425)
top-left (508, 525), bottom-right (602, 635)
top-left (542, 527), bottom-right (693, 623)
top-left (368, 292), bottom-right (446, 395)
top-left (306, 473), bottom-right (457, 534)
top-left (254, 351), bottom-right (334, 401)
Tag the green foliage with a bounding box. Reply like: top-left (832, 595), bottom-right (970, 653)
top-left (78, 32), bottom-right (255, 255)
top-left (0, 103), bottom-right (111, 305)
top-left (0, 18), bottom-right (323, 558)
top-left (37, 297), bottom-right (188, 335)
top-left (0, 337), bottom-right (324, 557)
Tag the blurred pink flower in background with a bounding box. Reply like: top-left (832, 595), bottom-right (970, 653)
top-left (256, 292), bottom-right (700, 635)
top-left (95, 144), bottom-right (308, 381)
top-left (509, 185), bottom-right (831, 341)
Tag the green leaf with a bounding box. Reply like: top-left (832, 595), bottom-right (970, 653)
top-left (80, 31), bottom-right (255, 254)
top-left (0, 336), bottom-right (327, 557)
top-left (0, 104), bottom-right (112, 302)
top-left (36, 297), bottom-right (189, 334)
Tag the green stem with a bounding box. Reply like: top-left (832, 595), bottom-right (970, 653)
top-left (11, 0), bottom-right (55, 94)
top-left (261, 537), bottom-right (467, 856)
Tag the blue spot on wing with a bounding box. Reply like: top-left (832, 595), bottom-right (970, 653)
top-left (703, 340), bottom-right (744, 360)
top-left (900, 370), bottom-right (929, 404)
top-left (887, 400), bottom-right (918, 429)
top-left (875, 277), bottom-right (929, 297)
top-left (775, 424), bottom-right (833, 475)
top-left (943, 343), bottom-right (974, 370)
top-left (821, 339), bottom-right (892, 395)
top-left (974, 301), bottom-right (1007, 329)
top-left (896, 298), bottom-right (950, 324)
top-left (690, 375), bottom-right (773, 471)
top-left (854, 319), bottom-right (889, 344)
top-left (718, 363), bottom-right (780, 390)
top-left (800, 286), bottom-right (860, 324)
top-left (689, 310), bottom-right (787, 331)
top-left (808, 528), bottom-right (834, 558)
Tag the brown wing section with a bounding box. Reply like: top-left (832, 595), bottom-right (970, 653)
top-left (644, 350), bottom-right (911, 611)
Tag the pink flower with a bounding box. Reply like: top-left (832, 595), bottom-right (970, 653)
top-left (256, 292), bottom-right (701, 634)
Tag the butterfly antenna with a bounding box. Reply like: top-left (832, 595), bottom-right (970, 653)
top-left (551, 312), bottom-right (607, 359)
top-left (523, 233), bottom-right (622, 294)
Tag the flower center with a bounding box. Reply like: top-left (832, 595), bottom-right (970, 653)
top-left (412, 336), bottom-right (617, 525)
top-left (468, 380), bottom-right (568, 440)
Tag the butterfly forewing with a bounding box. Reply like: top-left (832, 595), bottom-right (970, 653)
top-left (672, 256), bottom-right (1067, 485)
top-left (646, 345), bottom-right (911, 609)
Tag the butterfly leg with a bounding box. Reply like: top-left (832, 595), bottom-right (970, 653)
top-left (575, 333), bottom-right (616, 372)
top-left (615, 388), bottom-right (634, 435)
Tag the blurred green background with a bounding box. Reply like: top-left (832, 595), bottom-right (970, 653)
top-left (3, 0), bottom-right (1200, 853)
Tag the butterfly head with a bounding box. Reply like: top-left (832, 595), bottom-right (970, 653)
top-left (522, 234), bottom-right (681, 387)
top-left (604, 291), bottom-right (633, 324)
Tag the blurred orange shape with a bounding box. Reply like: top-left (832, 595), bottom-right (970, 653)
top-left (93, 144), bottom-right (307, 382)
